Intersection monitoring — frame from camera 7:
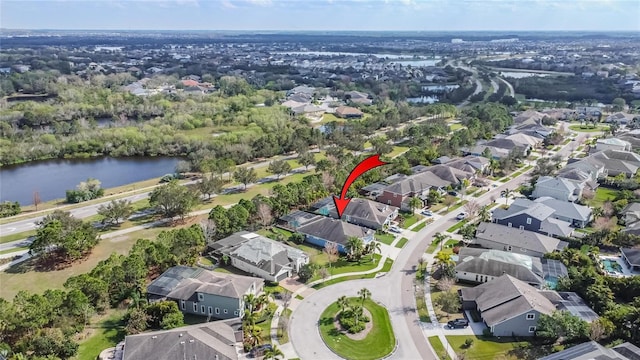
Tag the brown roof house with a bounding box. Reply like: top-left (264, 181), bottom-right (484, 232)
top-left (335, 106), bottom-right (363, 119)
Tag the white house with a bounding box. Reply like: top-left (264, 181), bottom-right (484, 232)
top-left (532, 176), bottom-right (583, 202)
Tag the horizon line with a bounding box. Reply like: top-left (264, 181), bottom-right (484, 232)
top-left (2, 28), bottom-right (639, 33)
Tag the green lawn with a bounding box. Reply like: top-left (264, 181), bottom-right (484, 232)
top-left (0, 246), bottom-right (28, 255)
top-left (446, 219), bottom-right (468, 233)
top-left (568, 124), bottom-right (609, 132)
top-left (449, 123), bottom-right (464, 131)
top-left (375, 233), bottom-right (396, 245)
top-left (277, 308), bottom-right (292, 344)
top-left (401, 213), bottom-right (422, 228)
top-left (312, 258), bottom-right (393, 290)
top-left (589, 187), bottom-right (619, 208)
top-left (426, 240), bottom-right (440, 254)
top-left (0, 230), bottom-right (36, 244)
top-left (447, 200), bottom-right (468, 213)
top-left (445, 336), bottom-right (532, 360)
top-left (415, 283), bottom-right (430, 322)
top-left (319, 298), bottom-right (396, 360)
top-left (312, 255), bottom-right (382, 281)
top-left (74, 310), bottom-right (126, 360)
top-left (395, 238), bottom-right (409, 248)
top-left (428, 336), bottom-right (451, 360)
top-left (412, 219), bottom-right (433, 232)
top-left (388, 146), bottom-right (410, 158)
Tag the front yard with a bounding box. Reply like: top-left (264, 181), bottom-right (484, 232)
top-left (445, 336), bottom-right (549, 360)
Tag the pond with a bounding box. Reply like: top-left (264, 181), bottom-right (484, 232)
top-left (0, 156), bottom-right (181, 205)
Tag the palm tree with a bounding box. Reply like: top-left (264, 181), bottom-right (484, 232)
top-left (127, 289), bottom-right (147, 309)
top-left (435, 251), bottom-right (454, 274)
top-left (478, 205), bottom-right (491, 222)
top-left (460, 178), bottom-right (471, 200)
top-left (501, 188), bottom-right (513, 205)
top-left (358, 288), bottom-right (371, 306)
top-left (408, 196), bottom-right (422, 213)
top-left (366, 241), bottom-right (382, 261)
top-left (242, 310), bottom-right (258, 327)
top-left (417, 256), bottom-right (426, 271)
top-left (433, 232), bottom-right (449, 252)
top-left (489, 158), bottom-right (500, 176)
top-left (264, 344), bottom-right (284, 360)
top-left (244, 294), bottom-right (258, 314)
top-left (337, 295), bottom-right (349, 314)
top-left (256, 293), bottom-right (270, 312)
top-left (352, 304), bottom-right (364, 327)
top-left (346, 236), bottom-right (364, 261)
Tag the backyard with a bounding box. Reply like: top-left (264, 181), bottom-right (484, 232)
top-left (588, 187), bottom-right (619, 208)
top-left (73, 310), bottom-right (126, 360)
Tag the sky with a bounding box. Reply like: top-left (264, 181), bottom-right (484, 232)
top-left (1, 0), bottom-right (639, 32)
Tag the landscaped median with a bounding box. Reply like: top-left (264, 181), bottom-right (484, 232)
top-left (319, 298), bottom-right (396, 360)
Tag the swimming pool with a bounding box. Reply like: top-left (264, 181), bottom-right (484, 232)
top-left (601, 259), bottom-right (623, 274)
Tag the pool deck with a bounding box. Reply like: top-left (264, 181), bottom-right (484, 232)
top-left (599, 256), bottom-right (640, 277)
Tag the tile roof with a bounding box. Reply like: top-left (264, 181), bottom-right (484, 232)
top-left (475, 222), bottom-right (568, 255)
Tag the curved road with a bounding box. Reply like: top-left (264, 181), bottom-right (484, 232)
top-left (290, 134), bottom-right (586, 360)
top-left (290, 173), bottom-right (538, 360)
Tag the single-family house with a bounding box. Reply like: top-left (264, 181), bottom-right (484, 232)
top-left (277, 210), bottom-right (323, 230)
top-left (532, 176), bottom-right (584, 202)
top-left (594, 138), bottom-right (632, 152)
top-left (335, 106), bottom-right (363, 118)
top-left (295, 216), bottom-right (374, 254)
top-left (459, 275), bottom-right (557, 336)
top-left (345, 90), bottom-right (372, 105)
top-left (473, 222), bottom-right (568, 258)
top-left (562, 159), bottom-right (605, 182)
top-left (571, 149), bottom-right (640, 178)
top-left (538, 341), bottom-right (640, 360)
top-left (310, 197), bottom-right (398, 230)
top-left (621, 247), bottom-right (640, 272)
top-left (446, 155), bottom-right (490, 174)
top-left (210, 232), bottom-right (309, 282)
top-left (376, 165), bottom-right (473, 211)
top-left (463, 144), bottom-right (511, 159)
top-left (509, 123), bottom-right (553, 139)
top-left (504, 133), bottom-right (544, 148)
top-left (534, 197), bottom-right (592, 228)
top-left (491, 198), bottom-right (574, 237)
top-left (455, 248), bottom-right (545, 288)
top-left (621, 203), bottom-right (640, 226)
top-left (617, 135), bottom-right (640, 151)
top-left (606, 112), bottom-right (636, 125)
top-left (146, 266), bottom-right (263, 319)
top-left (556, 168), bottom-right (599, 192)
top-left (121, 320), bottom-right (239, 360)
top-left (513, 110), bottom-right (545, 126)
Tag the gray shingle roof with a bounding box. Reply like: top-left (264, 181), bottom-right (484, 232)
top-left (456, 248), bottom-right (544, 285)
top-left (540, 217), bottom-right (574, 237)
top-left (459, 275), bottom-right (556, 326)
top-left (621, 247), bottom-right (640, 266)
top-left (297, 217), bottom-right (372, 246)
top-left (537, 341), bottom-right (639, 360)
top-left (147, 266), bottom-right (262, 301)
top-left (475, 222), bottom-right (568, 255)
top-left (534, 176), bottom-right (579, 195)
top-left (123, 320), bottom-right (238, 360)
top-left (492, 198), bottom-right (556, 221)
top-left (311, 197), bottom-right (398, 229)
top-left (535, 197), bottom-right (592, 222)
top-left (214, 232), bottom-right (307, 276)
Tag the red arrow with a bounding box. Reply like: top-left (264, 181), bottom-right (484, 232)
top-left (333, 154), bottom-right (389, 218)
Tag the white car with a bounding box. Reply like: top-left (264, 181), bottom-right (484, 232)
top-left (389, 225), bottom-right (402, 233)
top-left (456, 213), bottom-right (466, 220)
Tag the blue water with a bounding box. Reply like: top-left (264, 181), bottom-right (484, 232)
top-left (602, 259), bottom-right (622, 273)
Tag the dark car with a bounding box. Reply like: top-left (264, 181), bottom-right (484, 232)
top-left (447, 318), bottom-right (469, 329)
top-left (448, 191), bottom-right (459, 196)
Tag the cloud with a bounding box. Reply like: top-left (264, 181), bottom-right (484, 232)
top-left (221, 0), bottom-right (237, 8)
top-left (245, 0), bottom-right (272, 6)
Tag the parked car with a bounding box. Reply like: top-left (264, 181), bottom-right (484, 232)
top-left (456, 212), bottom-right (466, 220)
top-left (389, 225), bottom-right (402, 233)
top-left (448, 191), bottom-right (459, 196)
top-left (447, 318), bottom-right (469, 329)
top-left (421, 209), bottom-right (433, 216)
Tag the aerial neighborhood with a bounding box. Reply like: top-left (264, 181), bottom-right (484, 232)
top-left (1, 18), bottom-right (640, 360)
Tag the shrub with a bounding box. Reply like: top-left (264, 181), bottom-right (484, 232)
top-left (463, 338), bottom-right (474, 348)
top-left (338, 308), bottom-right (370, 334)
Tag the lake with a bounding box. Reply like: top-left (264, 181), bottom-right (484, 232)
top-left (0, 157), bottom-right (181, 205)
top-left (500, 71), bottom-right (550, 78)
